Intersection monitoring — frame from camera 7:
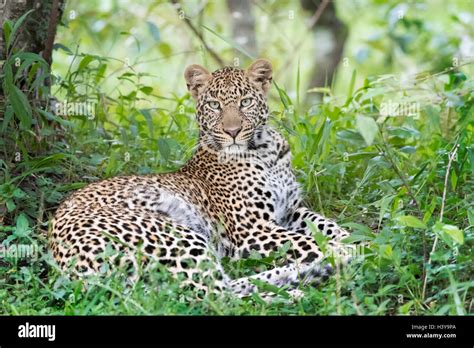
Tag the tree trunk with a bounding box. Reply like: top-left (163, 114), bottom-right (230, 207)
top-left (226, 0), bottom-right (257, 60)
top-left (300, 0), bottom-right (348, 102)
top-left (0, 0), bottom-right (64, 67)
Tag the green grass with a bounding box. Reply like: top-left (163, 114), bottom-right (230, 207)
top-left (1, 13), bottom-right (473, 315)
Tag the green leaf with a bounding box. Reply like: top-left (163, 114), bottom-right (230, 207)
top-left (14, 213), bottom-right (30, 237)
top-left (157, 138), bottom-right (170, 162)
top-left (78, 55), bottom-right (95, 71)
top-left (140, 86), bottom-right (153, 95)
top-left (249, 279), bottom-right (290, 299)
top-left (395, 215), bottom-right (427, 229)
top-left (7, 9), bottom-right (34, 51)
top-left (6, 199), bottom-right (16, 212)
top-left (53, 43), bottom-right (74, 55)
top-left (307, 219), bottom-right (328, 254)
top-left (95, 63), bottom-right (107, 83)
top-left (3, 19), bottom-right (12, 49)
top-left (274, 81), bottom-right (292, 111)
top-left (433, 222), bottom-right (464, 246)
top-left (398, 301), bottom-right (414, 314)
top-left (356, 114), bottom-right (378, 146)
top-left (442, 224), bottom-right (464, 245)
top-left (450, 170), bottom-right (458, 190)
top-left (345, 69), bottom-right (357, 106)
top-left (9, 86), bottom-right (32, 128)
top-left (12, 188), bottom-right (26, 198)
top-left (1, 106), bottom-right (14, 133)
top-left (380, 244), bottom-right (393, 260)
top-left (139, 109), bottom-right (154, 138)
top-left (342, 222), bottom-right (374, 236)
top-left (467, 208), bottom-right (474, 227)
top-left (13, 52), bottom-right (49, 80)
top-left (158, 42), bottom-right (172, 56)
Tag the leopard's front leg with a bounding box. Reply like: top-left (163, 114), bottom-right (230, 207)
top-left (283, 206), bottom-right (356, 263)
top-left (284, 206), bottom-right (350, 241)
top-left (234, 222), bottom-right (323, 263)
top-left (231, 222), bottom-right (332, 286)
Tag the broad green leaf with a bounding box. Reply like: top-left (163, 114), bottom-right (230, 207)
top-left (140, 86), bottom-right (153, 95)
top-left (78, 55), bottom-right (95, 71)
top-left (433, 222), bottom-right (464, 246)
top-left (95, 63), bottom-right (107, 83)
top-left (399, 301), bottom-right (414, 314)
top-left (9, 85), bottom-right (32, 128)
top-left (450, 170), bottom-right (458, 190)
top-left (157, 138), bottom-right (170, 161)
top-left (423, 197), bottom-right (437, 224)
top-left (442, 224), bottom-right (464, 245)
top-left (13, 52), bottom-right (48, 80)
top-left (139, 109), bottom-right (154, 138)
top-left (12, 188), bottom-right (26, 198)
top-left (341, 234), bottom-right (373, 243)
top-left (380, 244), bottom-right (393, 260)
top-left (15, 213), bottom-right (30, 237)
top-left (342, 222), bottom-right (374, 236)
top-left (158, 42), bottom-right (172, 56)
top-left (6, 199), bottom-right (16, 212)
top-left (7, 9), bottom-right (34, 50)
top-left (3, 19), bottom-right (12, 49)
top-left (356, 114), bottom-right (378, 146)
top-left (395, 215), bottom-right (427, 229)
top-left (250, 279), bottom-right (290, 299)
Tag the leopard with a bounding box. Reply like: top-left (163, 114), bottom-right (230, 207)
top-left (49, 59), bottom-right (353, 301)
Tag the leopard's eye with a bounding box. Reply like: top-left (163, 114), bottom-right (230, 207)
top-left (208, 101), bottom-right (221, 110)
top-left (240, 98), bottom-right (253, 108)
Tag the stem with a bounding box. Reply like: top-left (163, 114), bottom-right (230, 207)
top-left (171, 0), bottom-right (225, 67)
top-left (421, 141), bottom-right (459, 301)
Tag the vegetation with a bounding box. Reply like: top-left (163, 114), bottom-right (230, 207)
top-left (0, 0), bottom-right (472, 315)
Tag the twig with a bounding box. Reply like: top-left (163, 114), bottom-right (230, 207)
top-left (378, 129), bottom-right (430, 289)
top-left (278, 0), bottom-right (330, 74)
top-left (421, 141), bottom-right (460, 301)
top-left (171, 0), bottom-right (225, 67)
top-left (377, 134), bottom-right (420, 209)
top-left (307, 0), bottom-right (331, 28)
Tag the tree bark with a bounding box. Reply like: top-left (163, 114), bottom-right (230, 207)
top-left (226, 0), bottom-right (257, 59)
top-left (0, 0), bottom-right (64, 64)
top-left (300, 0), bottom-right (348, 100)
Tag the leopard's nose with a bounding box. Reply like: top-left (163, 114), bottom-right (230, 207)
top-left (223, 126), bottom-right (242, 138)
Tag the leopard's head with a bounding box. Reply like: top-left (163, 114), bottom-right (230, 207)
top-left (184, 59), bottom-right (272, 153)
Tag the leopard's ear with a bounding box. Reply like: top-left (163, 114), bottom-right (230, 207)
top-left (184, 64), bottom-right (211, 100)
top-left (246, 59), bottom-right (272, 95)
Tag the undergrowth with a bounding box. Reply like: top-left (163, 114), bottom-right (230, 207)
top-left (0, 13), bottom-right (473, 315)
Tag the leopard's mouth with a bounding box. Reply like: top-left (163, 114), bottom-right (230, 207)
top-left (217, 133), bottom-right (252, 152)
top-left (222, 143), bottom-right (248, 155)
